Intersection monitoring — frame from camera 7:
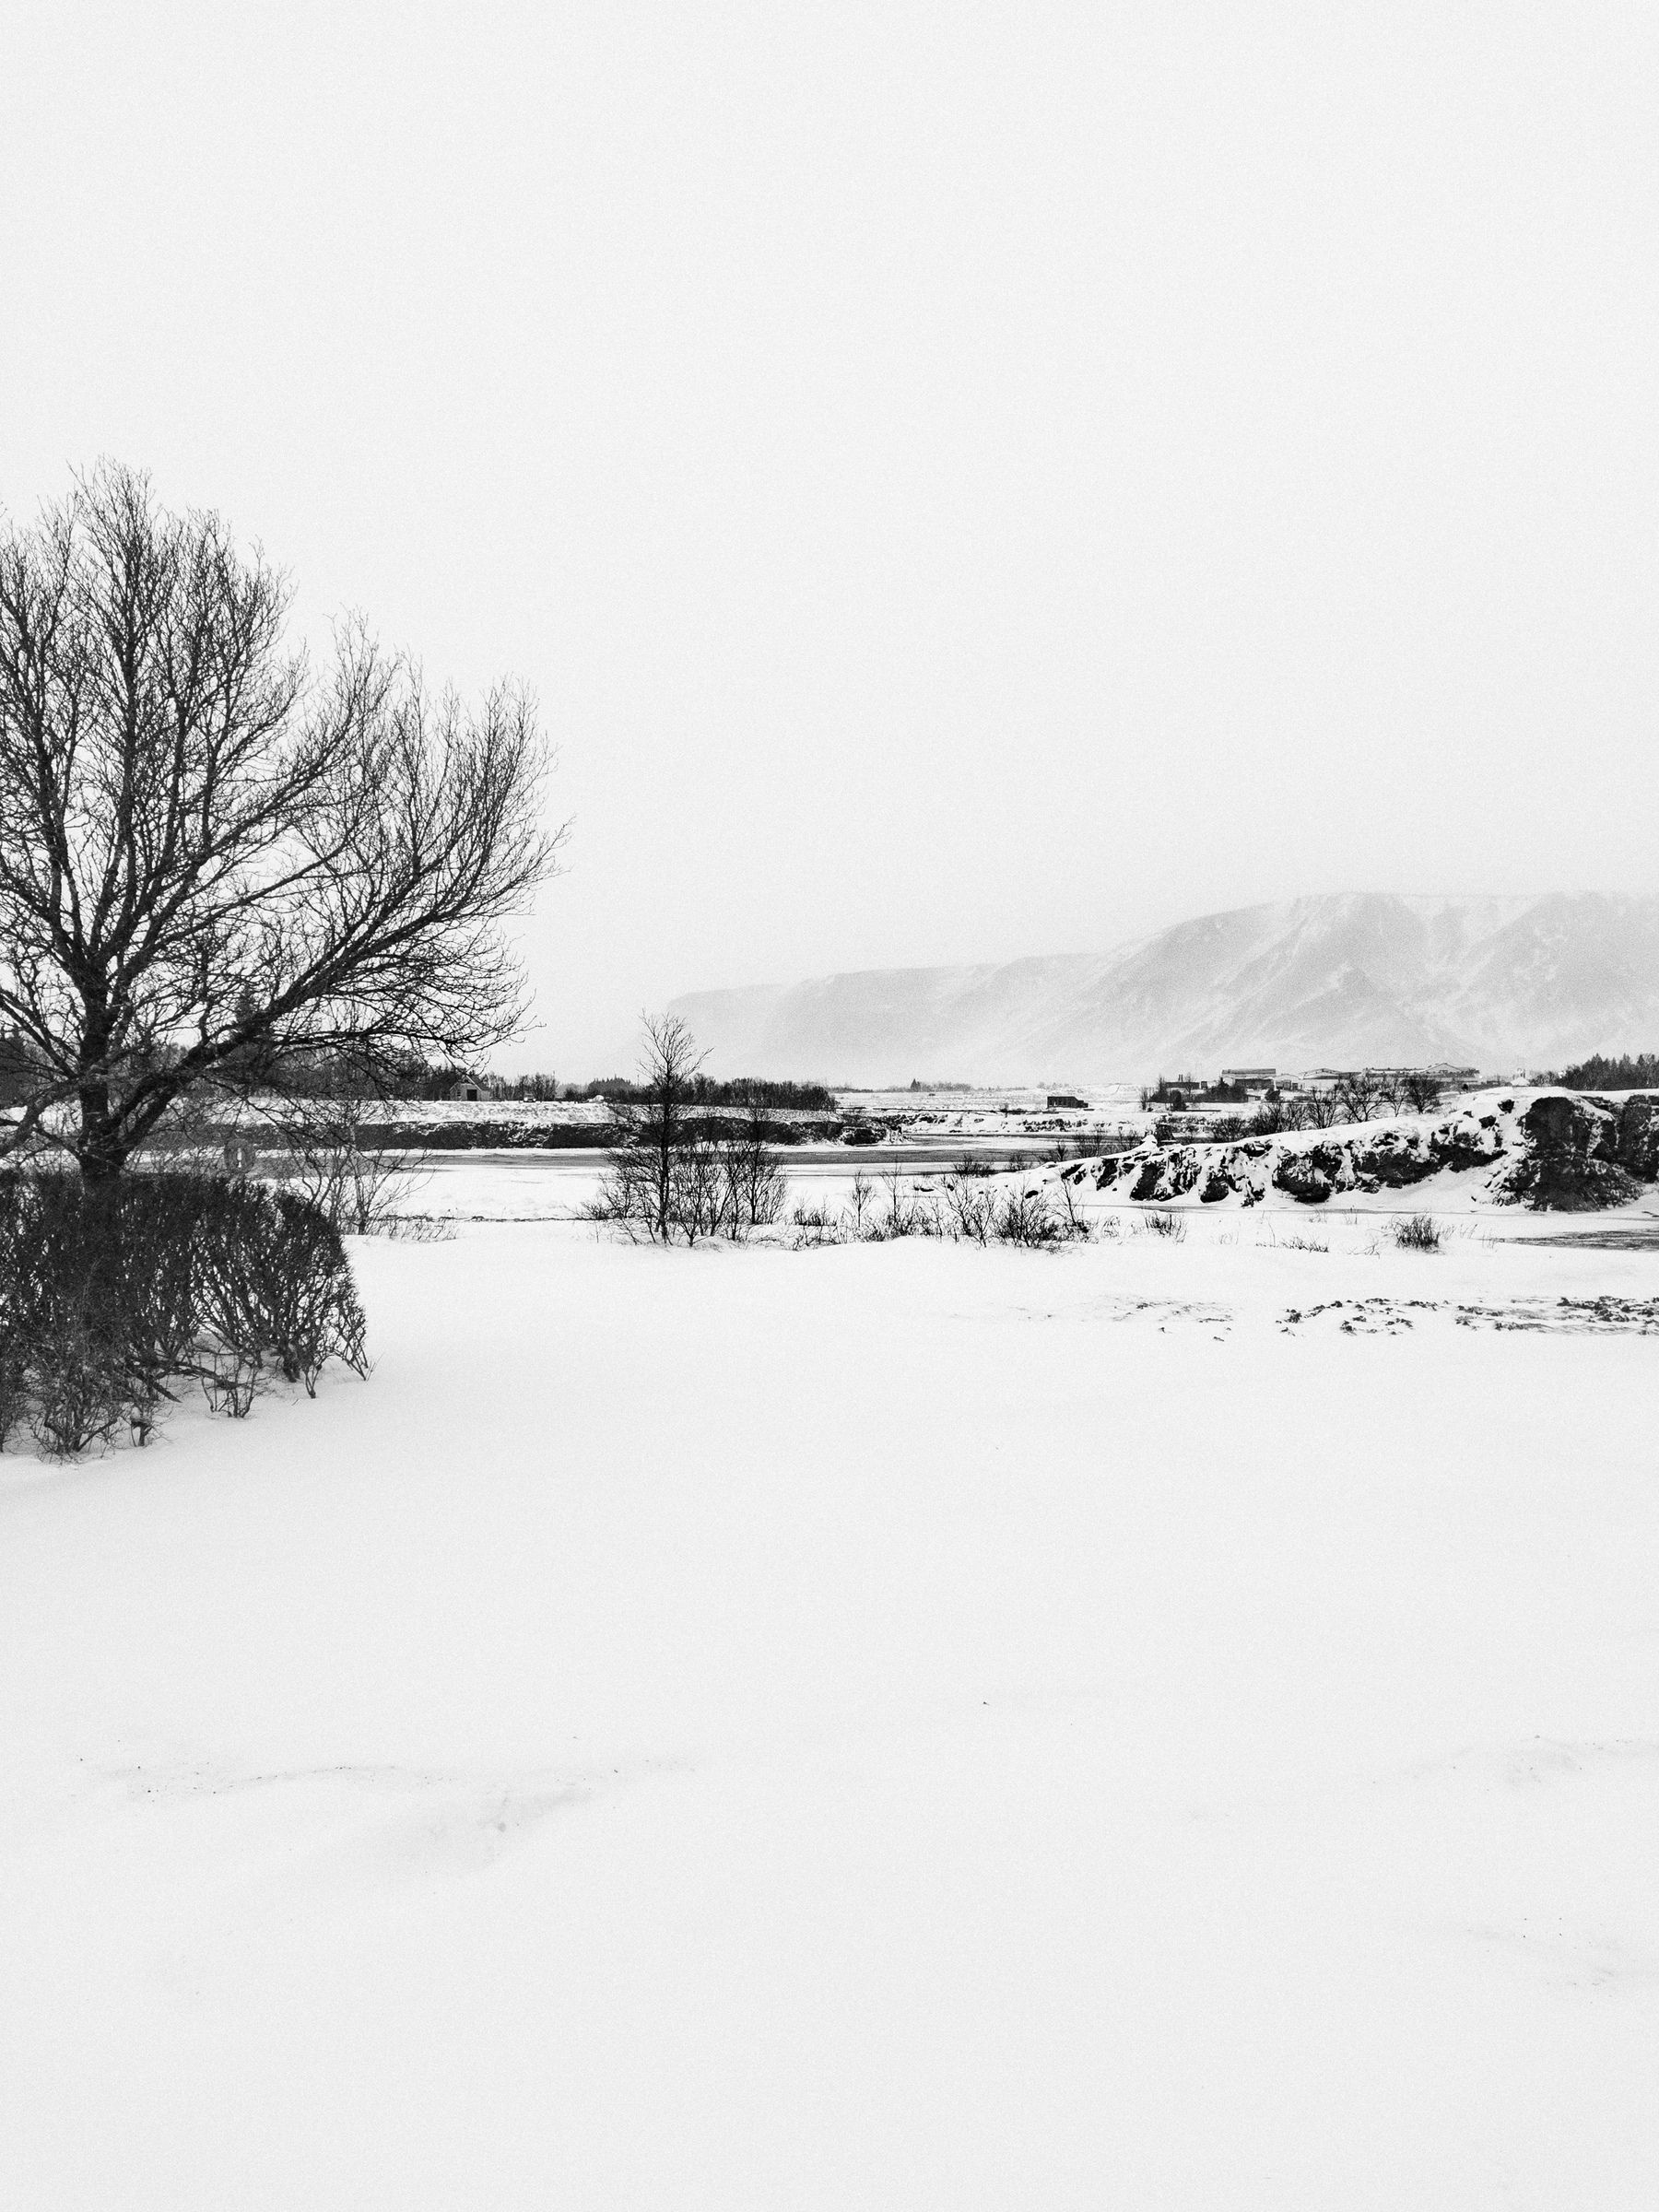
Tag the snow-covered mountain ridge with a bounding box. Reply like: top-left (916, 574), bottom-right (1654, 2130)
top-left (669, 893), bottom-right (1659, 1083)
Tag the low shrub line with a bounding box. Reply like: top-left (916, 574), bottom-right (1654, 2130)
top-left (788, 1169), bottom-right (1108, 1250)
top-left (0, 1172), bottom-right (368, 1459)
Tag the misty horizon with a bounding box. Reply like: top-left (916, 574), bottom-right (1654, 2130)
top-left (7, 6), bottom-right (1657, 1080)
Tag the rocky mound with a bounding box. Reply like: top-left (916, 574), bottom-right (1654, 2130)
top-left (1057, 1092), bottom-right (1659, 1212)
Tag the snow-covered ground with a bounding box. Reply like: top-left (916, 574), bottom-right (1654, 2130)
top-left (5, 1216), bottom-right (1658, 2208)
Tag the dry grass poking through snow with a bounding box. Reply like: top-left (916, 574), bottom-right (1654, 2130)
top-left (1392, 1212), bottom-right (1444, 1252)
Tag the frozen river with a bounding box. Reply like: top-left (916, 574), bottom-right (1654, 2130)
top-left (415, 1135), bottom-right (1101, 1220)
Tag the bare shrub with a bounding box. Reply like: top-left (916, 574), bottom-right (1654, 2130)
top-left (1053, 1176), bottom-right (1094, 1241)
top-left (846, 1169), bottom-right (875, 1239)
top-left (1139, 1208), bottom-right (1187, 1241)
top-left (259, 1092), bottom-right (430, 1236)
top-left (717, 1108), bottom-right (789, 1232)
top-left (787, 1165), bottom-right (1093, 1252)
top-left (992, 1187), bottom-right (1067, 1247)
top-left (200, 1347), bottom-right (263, 1419)
top-left (666, 1127), bottom-right (728, 1245)
top-left (382, 1214), bottom-right (456, 1243)
top-left (1391, 1213), bottom-right (1441, 1252)
top-left (30, 1324), bottom-right (125, 1457)
top-left (0, 1339), bottom-right (27, 1451)
top-left (0, 1171), bottom-right (368, 1454)
top-left (940, 1176), bottom-right (995, 1245)
top-left (789, 1201), bottom-right (842, 1249)
top-left (870, 1154), bottom-right (935, 1240)
top-left (587, 1143), bottom-right (656, 1238)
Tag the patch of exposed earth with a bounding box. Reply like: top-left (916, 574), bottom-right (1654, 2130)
top-left (1278, 1295), bottom-right (1659, 1335)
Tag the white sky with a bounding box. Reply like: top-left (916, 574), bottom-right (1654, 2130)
top-left (5, 4), bottom-right (1657, 1074)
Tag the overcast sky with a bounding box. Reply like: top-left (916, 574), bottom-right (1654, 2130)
top-left (6, 5), bottom-right (1657, 1072)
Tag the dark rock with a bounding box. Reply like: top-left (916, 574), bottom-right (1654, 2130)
top-left (1504, 1093), bottom-right (1639, 1207)
top-left (1274, 1143), bottom-right (1348, 1204)
top-left (1618, 1095), bottom-right (1659, 1180)
top-left (1128, 1158), bottom-right (1166, 1200)
top-left (1524, 1094), bottom-right (1618, 1159)
top-left (1165, 1152), bottom-right (1203, 1196)
top-left (1359, 1129), bottom-right (1439, 1185)
top-left (1500, 1150), bottom-right (1641, 1211)
top-left (1425, 1117), bottom-right (1504, 1172)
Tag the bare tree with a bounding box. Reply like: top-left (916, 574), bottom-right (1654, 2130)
top-left (591, 1020), bottom-right (792, 1244)
top-left (1247, 1094), bottom-right (1310, 1135)
top-left (0, 465), bottom-right (558, 1180)
top-left (718, 1104), bottom-right (788, 1231)
top-left (1335, 1072), bottom-right (1385, 1124)
top-left (258, 1089), bottom-right (430, 1237)
top-left (591, 1016), bottom-right (706, 1241)
top-left (1300, 1087), bottom-right (1343, 1128)
top-left (669, 1125), bottom-right (729, 1245)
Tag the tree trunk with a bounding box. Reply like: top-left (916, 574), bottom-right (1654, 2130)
top-left (77, 1077), bottom-right (128, 1182)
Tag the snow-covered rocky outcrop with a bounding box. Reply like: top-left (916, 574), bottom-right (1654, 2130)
top-left (1057, 1091), bottom-right (1659, 1211)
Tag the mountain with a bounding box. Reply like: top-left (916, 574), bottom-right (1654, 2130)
top-left (667, 893), bottom-right (1659, 1085)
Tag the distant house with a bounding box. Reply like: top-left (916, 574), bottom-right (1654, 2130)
top-left (1220, 1067), bottom-right (1275, 1090)
top-left (1046, 1092), bottom-right (1088, 1111)
top-left (448, 1077), bottom-right (487, 1102)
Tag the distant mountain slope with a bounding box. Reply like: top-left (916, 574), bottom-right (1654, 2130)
top-left (668, 894), bottom-right (1659, 1083)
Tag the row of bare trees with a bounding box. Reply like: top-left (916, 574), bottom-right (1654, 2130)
top-left (1154, 1072), bottom-right (1449, 1135)
top-left (1244, 1069), bottom-right (1444, 1132)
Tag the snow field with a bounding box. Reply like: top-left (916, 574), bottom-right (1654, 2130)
top-left (3, 1223), bottom-right (1658, 2208)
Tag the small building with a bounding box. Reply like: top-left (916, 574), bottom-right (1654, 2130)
top-left (448, 1077), bottom-right (487, 1102)
top-left (1046, 1092), bottom-right (1088, 1111)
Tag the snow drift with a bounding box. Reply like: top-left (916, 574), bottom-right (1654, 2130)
top-left (7, 1222), bottom-right (1659, 2207)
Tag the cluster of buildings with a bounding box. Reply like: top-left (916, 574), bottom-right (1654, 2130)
top-left (1149, 1063), bottom-right (1483, 1106)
